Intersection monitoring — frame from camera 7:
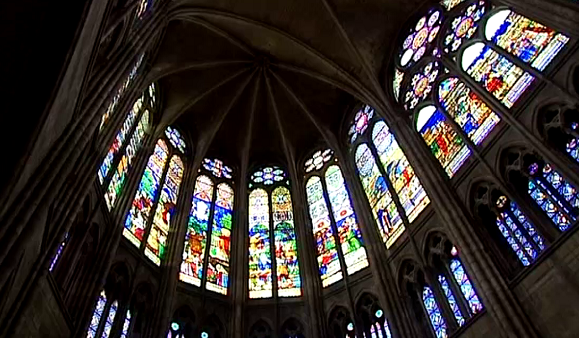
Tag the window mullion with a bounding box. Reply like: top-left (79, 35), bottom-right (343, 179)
top-left (536, 175), bottom-right (576, 216)
top-left (505, 207), bottom-right (543, 256)
top-left (495, 211), bottom-right (536, 263)
top-left (140, 146), bottom-right (173, 252)
top-left (95, 301), bottom-right (112, 338)
top-left (445, 263), bottom-right (473, 320)
top-left (429, 272), bottom-right (460, 332)
top-left (201, 176), bottom-right (218, 292)
top-left (269, 188), bottom-right (279, 299)
top-left (320, 171), bottom-right (349, 280)
top-left (367, 140), bottom-right (411, 228)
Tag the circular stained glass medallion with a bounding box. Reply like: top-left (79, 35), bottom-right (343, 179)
top-left (399, 8), bottom-right (442, 69)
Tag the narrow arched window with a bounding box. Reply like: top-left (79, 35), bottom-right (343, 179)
top-left (87, 291), bottom-right (108, 338)
top-left (248, 167), bottom-right (301, 299)
top-left (305, 149), bottom-right (369, 287)
top-left (356, 294), bottom-right (393, 338)
top-left (120, 310), bottom-right (131, 338)
top-left (422, 285), bottom-right (448, 338)
top-left (99, 54), bottom-right (145, 132)
top-left (124, 126), bottom-right (186, 265)
top-left (349, 105), bottom-right (430, 248)
top-left (180, 158), bottom-right (235, 295)
top-left (99, 83), bottom-right (155, 210)
top-left (473, 181), bottom-right (547, 268)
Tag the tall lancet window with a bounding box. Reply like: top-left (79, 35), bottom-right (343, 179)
top-left (99, 83), bottom-right (155, 210)
top-left (249, 166), bottom-right (301, 298)
top-left (305, 149), bottom-right (369, 288)
top-left (349, 105), bottom-right (430, 248)
top-left (99, 54), bottom-right (145, 132)
top-left (124, 126), bottom-right (186, 265)
top-left (180, 158), bottom-right (234, 295)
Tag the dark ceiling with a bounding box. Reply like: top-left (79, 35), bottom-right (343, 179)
top-left (149, 0), bottom-right (427, 171)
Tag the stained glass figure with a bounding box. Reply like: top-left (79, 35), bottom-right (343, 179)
top-left (124, 140), bottom-right (169, 248)
top-left (450, 259), bottom-right (484, 314)
top-left (251, 167), bottom-right (286, 186)
top-left (393, 69), bottom-right (405, 102)
top-left (443, 1), bottom-right (486, 54)
top-left (461, 42), bottom-right (534, 108)
top-left (101, 300), bottom-right (118, 338)
top-left (165, 126), bottom-right (186, 153)
top-left (99, 54), bottom-right (144, 131)
top-left (99, 97), bottom-right (143, 184)
top-left (567, 122), bottom-right (579, 162)
top-left (416, 105), bottom-right (471, 177)
top-left (146, 156), bottom-right (185, 265)
top-left (355, 144), bottom-right (404, 248)
top-left (49, 232), bottom-right (69, 272)
top-left (439, 77), bottom-right (500, 145)
top-left (349, 105), bottom-right (375, 144)
top-left (495, 197), bottom-right (545, 266)
top-left (485, 10), bottom-right (569, 71)
top-left (305, 149), bottom-right (334, 173)
top-left (306, 176), bottom-right (342, 287)
top-left (438, 275), bottom-right (465, 326)
top-left (422, 286), bottom-right (448, 338)
top-left (440, 0), bottom-right (466, 11)
top-left (203, 158), bottom-right (233, 179)
top-left (120, 310), bottom-right (131, 338)
top-left (325, 166), bottom-right (369, 275)
top-left (273, 187), bottom-right (302, 297)
top-left (248, 189), bottom-right (273, 298)
top-left (206, 183), bottom-right (234, 295)
top-left (403, 60), bottom-right (441, 110)
top-left (527, 163), bottom-right (578, 231)
top-left (105, 110), bottom-right (150, 210)
top-left (87, 291), bottom-right (107, 338)
top-left (372, 120), bottom-right (430, 222)
top-left (180, 176), bottom-right (213, 286)
top-left (399, 9), bottom-right (442, 68)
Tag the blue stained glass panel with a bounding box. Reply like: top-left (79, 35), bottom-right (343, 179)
top-left (87, 291), bottom-right (107, 338)
top-left (422, 286), bottom-right (448, 338)
top-left (438, 275), bottom-right (465, 326)
top-left (567, 123), bottom-right (578, 162)
top-left (120, 310), bottom-right (131, 338)
top-left (100, 301), bottom-right (118, 338)
top-left (450, 259), bottom-right (484, 314)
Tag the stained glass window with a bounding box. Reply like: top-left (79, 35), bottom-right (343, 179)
top-left (145, 155), bottom-right (185, 265)
top-left (87, 291), bottom-right (107, 338)
top-left (165, 126), bottom-right (186, 153)
top-left (393, 69), bottom-right (404, 102)
top-left (399, 8), bottom-right (442, 68)
top-left (567, 122), bottom-right (579, 162)
top-left (485, 10), bottom-right (569, 71)
top-left (495, 196), bottom-right (545, 266)
top-left (527, 163), bottom-right (578, 231)
top-left (416, 105), bottom-right (471, 177)
top-left (461, 42), bottom-right (534, 108)
top-left (440, 0), bottom-right (466, 11)
top-left (422, 286), bottom-right (448, 338)
top-left (120, 310), bottom-right (131, 338)
top-left (443, 1), bottom-right (486, 54)
top-left (100, 54), bottom-right (144, 131)
top-left (449, 259), bottom-right (484, 314)
top-left (438, 275), bottom-right (465, 326)
top-left (439, 77), bottom-right (501, 145)
top-left (248, 189), bottom-right (272, 298)
top-left (305, 149), bottom-right (334, 173)
top-left (124, 139), bottom-right (169, 248)
top-left (355, 144), bottom-right (404, 248)
top-left (49, 232), bottom-right (69, 272)
top-left (349, 106), bottom-right (374, 144)
top-left (402, 60), bottom-right (441, 110)
top-left (101, 300), bottom-right (118, 338)
top-left (203, 158), bottom-right (233, 178)
top-left (306, 176), bottom-right (342, 287)
top-left (105, 110), bottom-right (150, 210)
top-left (206, 183), bottom-right (234, 294)
top-left (273, 187), bottom-right (301, 297)
top-left (99, 98), bottom-right (143, 184)
top-left (325, 166), bottom-right (369, 275)
top-left (180, 176), bottom-right (213, 286)
top-left (372, 121), bottom-right (430, 222)
top-left (251, 167), bottom-right (286, 185)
